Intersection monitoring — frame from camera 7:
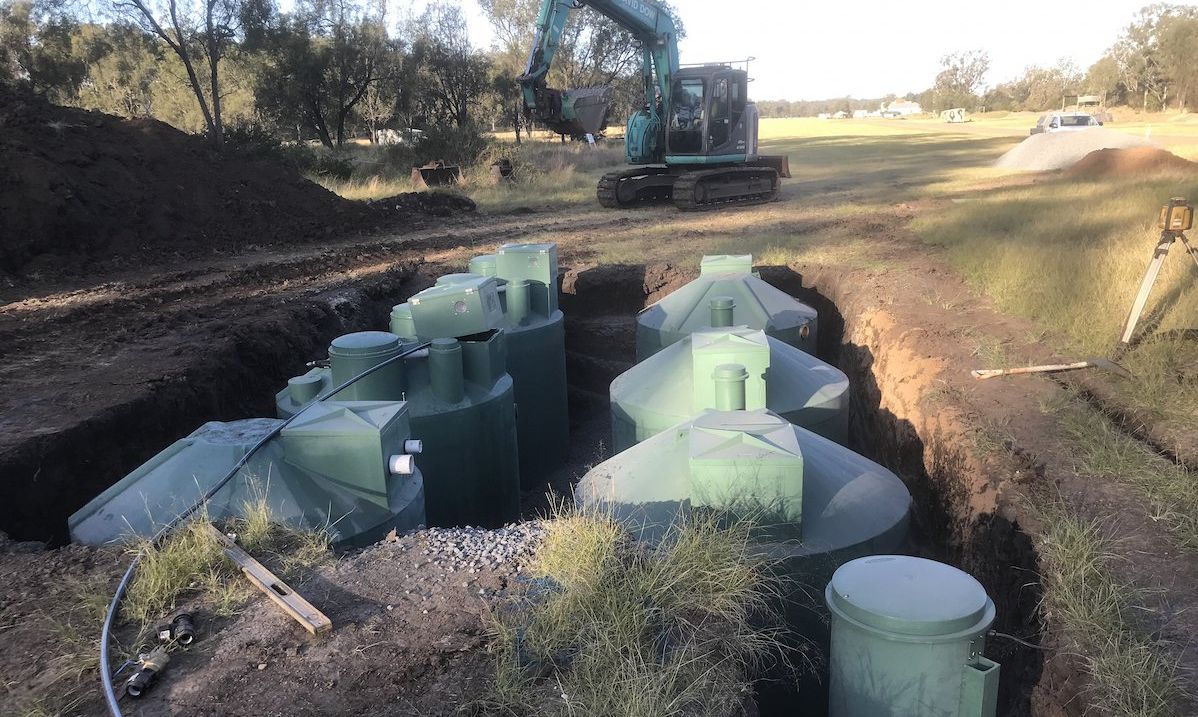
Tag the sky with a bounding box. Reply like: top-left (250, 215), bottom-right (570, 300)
top-left (427, 0), bottom-right (1195, 101)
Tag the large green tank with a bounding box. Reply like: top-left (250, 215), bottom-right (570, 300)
top-left (610, 326), bottom-right (849, 451)
top-left (635, 254), bottom-right (819, 360)
top-left (69, 400), bottom-right (426, 548)
top-left (576, 387), bottom-right (910, 559)
top-left (826, 555), bottom-right (1000, 717)
top-left (394, 244), bottom-right (569, 488)
top-left (279, 284), bottom-right (520, 528)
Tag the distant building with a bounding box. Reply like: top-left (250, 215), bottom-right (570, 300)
top-left (881, 99), bottom-right (922, 116)
top-left (852, 109), bottom-right (869, 119)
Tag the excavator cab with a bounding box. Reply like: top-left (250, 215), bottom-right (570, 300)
top-left (666, 66), bottom-right (755, 162)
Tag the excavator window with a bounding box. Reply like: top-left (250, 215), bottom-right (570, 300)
top-left (668, 78), bottom-right (705, 154)
top-left (709, 77), bottom-right (730, 148)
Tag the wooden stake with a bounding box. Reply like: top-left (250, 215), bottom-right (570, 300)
top-left (207, 525), bottom-right (332, 635)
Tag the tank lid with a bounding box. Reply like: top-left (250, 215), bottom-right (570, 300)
top-left (437, 273), bottom-right (483, 286)
top-left (469, 254), bottom-right (498, 277)
top-left (700, 254), bottom-right (754, 276)
top-left (330, 331), bottom-right (401, 357)
top-left (828, 555), bottom-right (994, 637)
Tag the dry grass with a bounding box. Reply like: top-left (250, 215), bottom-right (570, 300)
top-left (121, 489), bottom-right (332, 640)
top-left (315, 140), bottom-right (625, 212)
top-left (1028, 497), bottom-right (1184, 717)
top-left (914, 171), bottom-right (1198, 444)
top-left (1053, 395), bottom-right (1198, 551)
top-left (471, 509), bottom-right (792, 717)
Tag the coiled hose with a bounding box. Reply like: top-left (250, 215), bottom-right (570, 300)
top-left (99, 341), bottom-right (430, 715)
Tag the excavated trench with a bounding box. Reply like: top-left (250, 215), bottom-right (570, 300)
top-left (558, 263), bottom-right (1044, 717)
top-left (5, 260), bottom-right (1044, 715)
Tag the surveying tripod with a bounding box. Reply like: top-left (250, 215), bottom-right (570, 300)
top-left (1117, 197), bottom-right (1198, 351)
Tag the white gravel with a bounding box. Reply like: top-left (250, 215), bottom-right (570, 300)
top-left (994, 128), bottom-right (1157, 171)
top-left (408, 521), bottom-right (547, 573)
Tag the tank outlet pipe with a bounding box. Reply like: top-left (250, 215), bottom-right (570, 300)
top-left (713, 363), bottom-right (749, 411)
top-left (99, 341), bottom-right (431, 717)
top-left (506, 279), bottom-right (531, 324)
top-left (709, 296), bottom-right (736, 327)
top-left (429, 338), bottom-right (465, 404)
top-left (388, 454), bottom-right (416, 475)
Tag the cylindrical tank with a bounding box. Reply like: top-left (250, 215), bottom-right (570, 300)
top-left (610, 327), bottom-right (849, 452)
top-left (636, 254), bottom-right (818, 360)
top-left (826, 555), bottom-right (1000, 717)
top-left (421, 244), bottom-right (569, 489)
top-left (328, 331), bottom-right (406, 400)
top-left (275, 327), bottom-right (519, 529)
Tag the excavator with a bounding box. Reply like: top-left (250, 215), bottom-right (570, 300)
top-left (518, 0), bottom-right (790, 211)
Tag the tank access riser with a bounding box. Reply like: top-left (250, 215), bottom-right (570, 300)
top-left (597, 156), bottom-right (790, 211)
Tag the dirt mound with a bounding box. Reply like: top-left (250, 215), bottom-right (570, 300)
top-left (994, 128), bottom-right (1154, 172)
top-left (0, 85), bottom-right (473, 278)
top-left (1064, 146), bottom-right (1198, 178)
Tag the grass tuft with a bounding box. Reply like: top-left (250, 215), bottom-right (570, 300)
top-left (472, 509), bottom-right (793, 717)
top-left (1028, 497), bottom-right (1185, 717)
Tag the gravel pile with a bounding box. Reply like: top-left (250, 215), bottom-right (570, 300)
top-left (994, 128), bottom-right (1156, 171)
top-left (406, 522), bottom-right (548, 574)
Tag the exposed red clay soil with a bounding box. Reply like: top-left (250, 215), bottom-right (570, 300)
top-left (0, 85), bottom-right (473, 279)
top-left (1065, 146), bottom-right (1198, 178)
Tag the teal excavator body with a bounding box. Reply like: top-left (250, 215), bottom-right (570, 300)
top-left (518, 0), bottom-right (790, 210)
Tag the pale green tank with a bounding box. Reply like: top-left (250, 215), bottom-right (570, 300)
top-left (393, 244), bottom-right (569, 488)
top-left (635, 254), bottom-right (819, 360)
top-left (576, 373), bottom-right (910, 562)
top-left (69, 401), bottom-right (426, 549)
top-left (279, 278), bottom-right (520, 528)
top-left (827, 555), bottom-right (1000, 717)
top-left (610, 326), bottom-right (849, 452)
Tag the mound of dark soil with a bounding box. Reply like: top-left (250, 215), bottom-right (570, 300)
top-left (1064, 146), bottom-right (1198, 178)
top-left (0, 85), bottom-right (473, 278)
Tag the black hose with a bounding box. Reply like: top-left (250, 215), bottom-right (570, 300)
top-left (99, 341), bottom-right (430, 715)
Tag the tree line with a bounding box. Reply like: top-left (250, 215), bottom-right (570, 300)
top-left (758, 3), bottom-right (1198, 117)
top-left (0, 0), bottom-right (657, 149)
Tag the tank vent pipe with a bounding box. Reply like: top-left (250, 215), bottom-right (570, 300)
top-left (713, 363), bottom-right (749, 411)
top-left (507, 279), bottom-right (531, 325)
top-left (709, 296), bottom-right (735, 327)
top-left (429, 338), bottom-right (465, 404)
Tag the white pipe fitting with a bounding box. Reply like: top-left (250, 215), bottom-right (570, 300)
top-left (403, 439), bottom-right (424, 454)
top-left (389, 454), bottom-right (415, 475)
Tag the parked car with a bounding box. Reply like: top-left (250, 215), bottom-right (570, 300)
top-left (1030, 112), bottom-right (1101, 135)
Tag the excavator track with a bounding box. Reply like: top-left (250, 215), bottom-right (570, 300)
top-left (597, 167), bottom-right (677, 208)
top-left (672, 166), bottom-right (779, 211)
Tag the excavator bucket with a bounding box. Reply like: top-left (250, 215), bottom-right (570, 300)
top-left (411, 160), bottom-right (462, 188)
top-left (749, 155), bottom-right (791, 178)
top-left (537, 86), bottom-right (613, 139)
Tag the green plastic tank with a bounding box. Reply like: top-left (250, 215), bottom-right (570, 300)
top-left (576, 387), bottom-right (910, 558)
top-left (635, 254), bottom-right (819, 360)
top-left (393, 244), bottom-right (569, 488)
top-left (610, 327), bottom-right (849, 451)
top-left (826, 555), bottom-right (1000, 717)
top-left (68, 401), bottom-right (426, 548)
top-left (278, 311), bottom-right (519, 528)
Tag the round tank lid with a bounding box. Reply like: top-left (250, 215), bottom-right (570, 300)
top-left (330, 331), bottom-right (401, 356)
top-left (827, 555), bottom-right (994, 637)
top-left (437, 273), bottom-right (482, 286)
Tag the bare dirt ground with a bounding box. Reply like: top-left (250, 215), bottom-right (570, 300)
top-left (3, 114), bottom-right (1198, 715)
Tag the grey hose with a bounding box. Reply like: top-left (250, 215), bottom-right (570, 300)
top-left (99, 341), bottom-right (430, 715)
